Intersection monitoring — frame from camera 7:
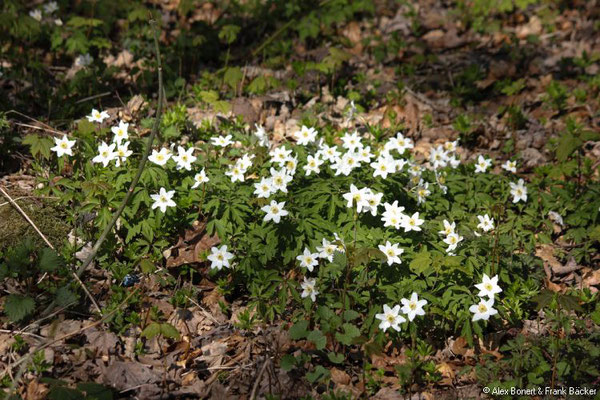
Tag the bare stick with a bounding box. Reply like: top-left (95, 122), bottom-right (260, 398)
top-left (250, 357), bottom-right (270, 400)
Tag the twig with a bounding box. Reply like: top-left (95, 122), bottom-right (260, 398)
top-left (40, 19), bottom-right (165, 318)
top-left (11, 122), bottom-right (66, 136)
top-left (250, 357), bottom-right (270, 400)
top-left (75, 91), bottom-right (111, 104)
top-left (0, 330), bottom-right (45, 340)
top-left (5, 110), bottom-right (62, 133)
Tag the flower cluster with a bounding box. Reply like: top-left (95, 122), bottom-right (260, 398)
top-left (48, 108), bottom-right (531, 334)
top-left (470, 274), bottom-right (502, 321)
top-left (375, 292), bottom-right (427, 332)
top-left (438, 220), bottom-right (463, 254)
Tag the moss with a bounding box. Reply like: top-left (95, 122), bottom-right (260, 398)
top-left (0, 190), bottom-right (71, 251)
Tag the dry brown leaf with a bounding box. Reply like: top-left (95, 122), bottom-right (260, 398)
top-left (330, 367), bottom-right (351, 385)
top-left (437, 362), bottom-right (455, 386)
top-left (84, 327), bottom-right (119, 356)
top-left (26, 380), bottom-right (49, 400)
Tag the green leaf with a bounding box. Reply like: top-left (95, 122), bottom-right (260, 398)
top-left (532, 289), bottom-right (554, 311)
top-left (289, 320), bottom-right (309, 340)
top-left (335, 323), bottom-right (360, 345)
top-left (55, 286), bottom-right (79, 308)
top-left (223, 67), bottom-right (243, 90)
top-left (23, 134), bottom-right (54, 160)
top-left (160, 323), bottom-right (181, 339)
top-left (557, 294), bottom-right (583, 313)
top-left (307, 330), bottom-right (327, 350)
top-left (139, 259), bottom-right (156, 274)
top-left (280, 354), bottom-right (296, 371)
top-left (327, 352), bottom-right (344, 364)
top-left (4, 294), bottom-right (35, 322)
top-left (556, 132), bottom-right (581, 162)
top-left (409, 249), bottom-right (431, 275)
top-left (343, 310), bottom-right (360, 322)
top-left (306, 365), bottom-right (330, 383)
top-left (141, 322), bottom-right (161, 339)
top-left (38, 247), bottom-right (63, 272)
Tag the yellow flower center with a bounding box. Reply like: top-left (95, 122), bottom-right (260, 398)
top-left (478, 304), bottom-right (487, 313)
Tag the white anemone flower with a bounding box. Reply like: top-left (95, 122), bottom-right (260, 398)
top-left (50, 135), bottom-right (76, 157)
top-left (92, 141), bottom-right (116, 167)
top-left (470, 298), bottom-right (498, 321)
top-left (378, 241), bottom-right (404, 265)
top-left (150, 187), bottom-right (176, 213)
top-left (87, 108), bottom-right (109, 123)
top-left (443, 232), bottom-right (463, 253)
top-left (207, 245), bottom-right (234, 270)
top-left (211, 134), bottom-right (233, 147)
top-left (111, 120), bottom-right (129, 144)
top-left (191, 169), bottom-right (209, 189)
top-left (253, 177), bottom-right (274, 198)
top-left (400, 292), bottom-right (428, 321)
top-left (300, 277), bottom-right (319, 302)
top-left (474, 155), bottom-right (492, 173)
top-left (316, 238), bottom-right (338, 262)
top-left (375, 304), bottom-right (406, 332)
top-left (501, 160), bottom-right (517, 173)
top-left (114, 141), bottom-right (133, 167)
top-left (474, 274), bottom-right (502, 299)
top-left (401, 212), bottom-right (425, 232)
top-left (261, 200), bottom-right (288, 223)
top-left (438, 220), bottom-right (456, 236)
top-left (294, 125), bottom-right (318, 145)
top-left (509, 179), bottom-right (528, 203)
top-left (148, 148), bottom-right (172, 166)
top-left (477, 214), bottom-right (494, 232)
top-left (296, 248), bottom-right (319, 272)
top-left (172, 146), bottom-right (197, 171)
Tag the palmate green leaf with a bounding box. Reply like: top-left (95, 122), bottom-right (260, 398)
top-left (4, 294), bottom-right (35, 322)
top-left (48, 386), bottom-right (84, 400)
top-left (223, 67), bottom-right (243, 90)
top-left (409, 249), bottom-right (431, 275)
top-left (23, 134), bottom-right (54, 159)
